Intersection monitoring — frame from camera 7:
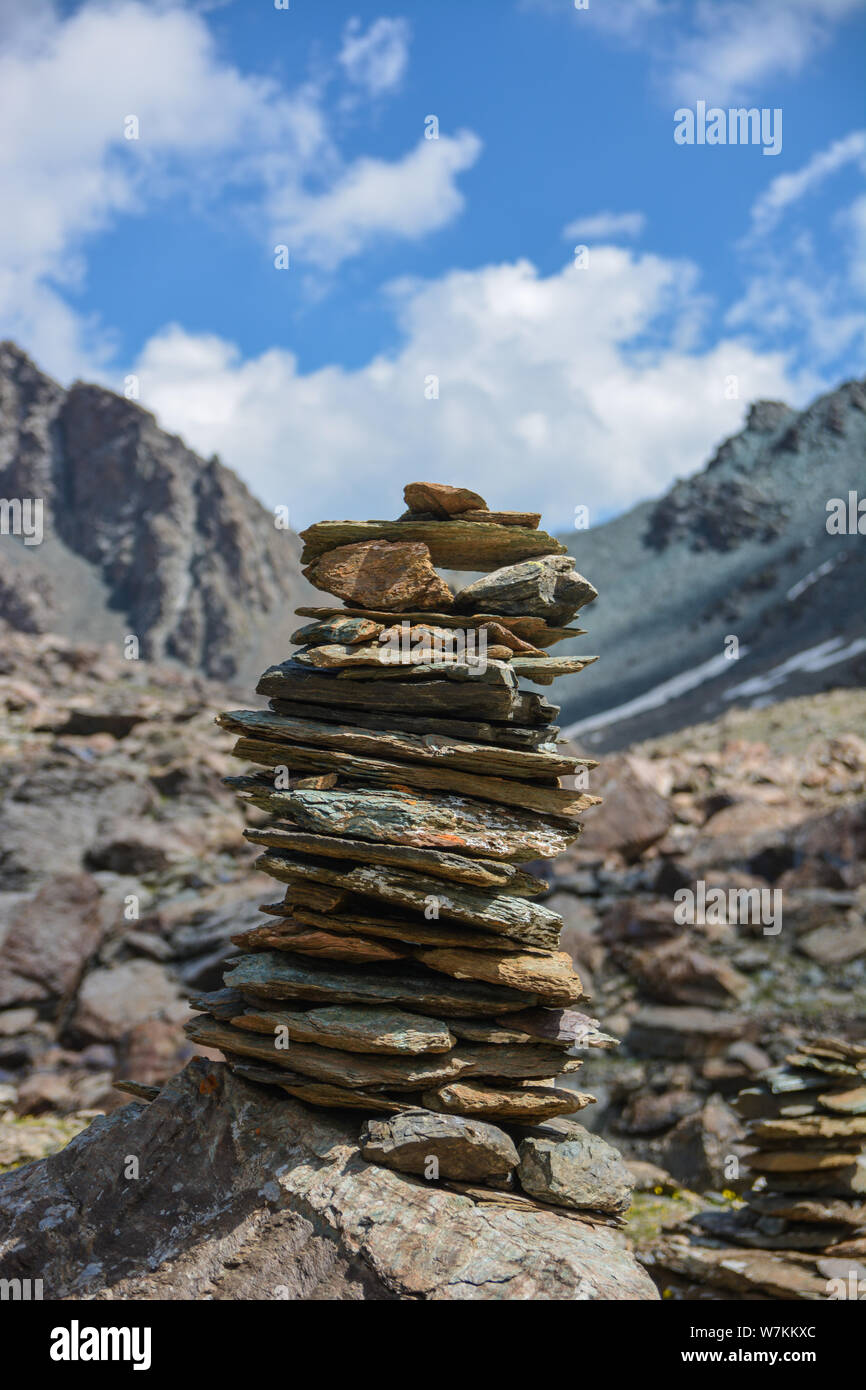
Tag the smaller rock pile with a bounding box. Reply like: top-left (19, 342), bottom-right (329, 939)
top-left (702, 1035), bottom-right (866, 1253)
top-left (642, 1034), bottom-right (866, 1299)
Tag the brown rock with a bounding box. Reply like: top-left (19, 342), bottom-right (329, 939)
top-left (0, 873), bottom-right (105, 1007)
top-left (626, 1005), bottom-right (752, 1059)
top-left (303, 539), bottom-right (453, 612)
top-left (416, 947), bottom-right (585, 1005)
top-left (423, 1080), bottom-right (593, 1121)
top-left (517, 1122), bottom-right (633, 1213)
top-left (626, 936), bottom-right (750, 1008)
top-left (72, 960), bottom-right (187, 1043)
top-left (403, 482), bottom-right (487, 517)
top-left (300, 520), bottom-right (565, 572)
top-left (230, 1004), bottom-right (455, 1055)
top-left (578, 753), bottom-right (674, 861)
top-left (462, 511), bottom-right (541, 528)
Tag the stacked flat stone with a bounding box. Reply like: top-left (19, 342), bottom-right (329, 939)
top-left (699, 1035), bottom-right (866, 1253)
top-left (642, 1034), bottom-right (866, 1297)
top-left (186, 482), bottom-right (633, 1210)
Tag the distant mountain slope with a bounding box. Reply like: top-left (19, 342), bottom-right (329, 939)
top-left (556, 379), bottom-right (866, 750)
top-left (0, 343), bottom-right (316, 682)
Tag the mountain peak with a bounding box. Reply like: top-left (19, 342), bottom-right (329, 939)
top-left (0, 342), bottom-right (315, 681)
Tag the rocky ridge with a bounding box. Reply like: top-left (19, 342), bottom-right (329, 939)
top-left (554, 377), bottom-right (866, 748)
top-left (0, 341), bottom-right (315, 682)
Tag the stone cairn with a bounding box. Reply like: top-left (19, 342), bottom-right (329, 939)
top-left (186, 482), bottom-right (635, 1212)
top-left (644, 1034), bottom-right (866, 1297)
top-left (706, 1035), bottom-right (866, 1252)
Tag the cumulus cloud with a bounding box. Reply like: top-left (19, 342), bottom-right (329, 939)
top-left (268, 132), bottom-right (482, 270)
top-left (338, 16), bottom-right (411, 96)
top-left (133, 249), bottom-right (799, 532)
top-left (530, 0), bottom-right (865, 104)
top-left (727, 131), bottom-right (866, 373)
top-left (563, 211), bottom-right (646, 241)
top-left (0, 1), bottom-right (476, 375)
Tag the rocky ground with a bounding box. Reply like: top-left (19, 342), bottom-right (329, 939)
top-left (1, 627), bottom-right (864, 1293)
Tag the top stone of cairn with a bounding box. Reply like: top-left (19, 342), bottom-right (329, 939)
top-left (299, 482), bottom-right (564, 571)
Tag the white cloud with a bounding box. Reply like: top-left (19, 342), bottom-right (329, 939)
top-left (339, 16), bottom-right (411, 96)
top-left (665, 1), bottom-right (865, 104)
top-left (268, 132), bottom-right (482, 270)
top-left (532, 0), bottom-right (866, 104)
top-left (0, 2), bottom-right (476, 376)
top-left (564, 211), bottom-right (646, 241)
top-left (836, 194), bottom-right (866, 294)
top-left (133, 249), bottom-right (799, 532)
top-left (727, 131), bottom-right (866, 371)
top-left (747, 129), bottom-right (866, 239)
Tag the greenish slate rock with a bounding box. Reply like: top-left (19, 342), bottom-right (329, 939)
top-left (360, 1110), bottom-right (519, 1181)
top-left (517, 1121), bottom-right (634, 1214)
top-left (453, 556), bottom-right (598, 624)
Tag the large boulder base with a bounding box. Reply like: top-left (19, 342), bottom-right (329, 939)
top-left (0, 1059), bottom-right (657, 1301)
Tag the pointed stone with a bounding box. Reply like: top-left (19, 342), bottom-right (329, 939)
top-left (454, 555), bottom-right (597, 622)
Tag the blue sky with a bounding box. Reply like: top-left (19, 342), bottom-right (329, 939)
top-left (1, 0), bottom-right (864, 529)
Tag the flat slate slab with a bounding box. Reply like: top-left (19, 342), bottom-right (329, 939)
top-left (229, 782), bottom-right (580, 861)
top-left (224, 951), bottom-right (539, 1017)
top-left (299, 518), bottom-right (566, 571)
top-left (231, 1003), bottom-right (456, 1054)
top-left (242, 825), bottom-right (548, 895)
top-left (218, 708), bottom-right (590, 781)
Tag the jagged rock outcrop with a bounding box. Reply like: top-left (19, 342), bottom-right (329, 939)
top-left (0, 1059), bottom-right (657, 1300)
top-left (556, 376), bottom-right (866, 748)
top-left (0, 341), bottom-right (315, 681)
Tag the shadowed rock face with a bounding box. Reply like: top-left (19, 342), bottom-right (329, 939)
top-left (554, 377), bottom-right (866, 749)
top-left (0, 1059), bottom-right (657, 1301)
top-left (0, 341), bottom-right (315, 682)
